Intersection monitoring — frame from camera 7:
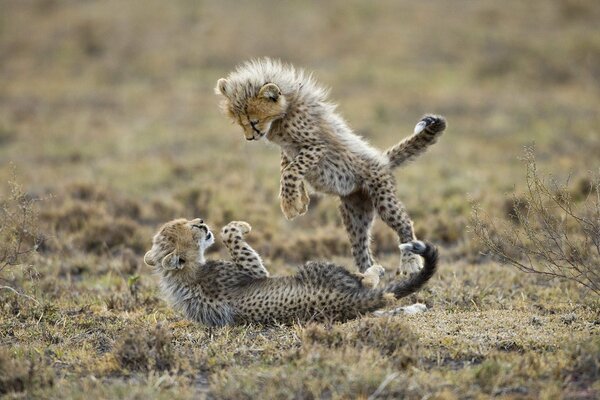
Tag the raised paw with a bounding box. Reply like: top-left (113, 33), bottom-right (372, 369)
top-left (280, 190), bottom-right (308, 220)
top-left (360, 264), bottom-right (386, 289)
top-left (414, 115), bottom-right (447, 135)
top-left (221, 221), bottom-right (251, 241)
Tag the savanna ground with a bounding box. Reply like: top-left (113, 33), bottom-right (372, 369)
top-left (1, 0), bottom-right (599, 398)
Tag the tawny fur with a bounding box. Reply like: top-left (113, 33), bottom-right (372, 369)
top-left (144, 218), bottom-right (438, 326)
top-left (215, 58), bottom-right (446, 274)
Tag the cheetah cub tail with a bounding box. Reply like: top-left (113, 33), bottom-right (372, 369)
top-left (384, 241), bottom-right (438, 299)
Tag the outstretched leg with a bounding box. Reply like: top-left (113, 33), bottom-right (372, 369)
top-left (366, 173), bottom-right (423, 274)
top-left (220, 221), bottom-right (269, 278)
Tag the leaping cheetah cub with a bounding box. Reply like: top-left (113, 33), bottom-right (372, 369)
top-left (215, 58), bottom-right (446, 274)
top-left (144, 218), bottom-right (438, 326)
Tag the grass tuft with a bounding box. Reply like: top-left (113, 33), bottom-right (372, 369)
top-left (113, 324), bottom-right (177, 374)
top-left (0, 349), bottom-right (54, 396)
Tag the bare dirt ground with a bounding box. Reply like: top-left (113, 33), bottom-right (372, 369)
top-left (1, 1), bottom-right (598, 398)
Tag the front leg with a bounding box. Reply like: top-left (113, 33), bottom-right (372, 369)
top-left (220, 221), bottom-right (269, 278)
top-left (281, 151), bottom-right (310, 215)
top-left (279, 145), bottom-right (324, 220)
top-left (280, 150), bottom-right (291, 171)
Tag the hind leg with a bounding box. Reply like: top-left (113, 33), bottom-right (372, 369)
top-left (339, 190), bottom-right (380, 274)
top-left (366, 173), bottom-right (423, 274)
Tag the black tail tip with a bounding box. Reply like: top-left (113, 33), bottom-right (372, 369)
top-left (417, 241), bottom-right (438, 266)
top-left (389, 240), bottom-right (439, 299)
top-left (399, 240), bottom-right (435, 256)
top-left (399, 240), bottom-right (438, 271)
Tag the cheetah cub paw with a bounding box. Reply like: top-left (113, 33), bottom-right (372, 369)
top-left (398, 241), bottom-right (425, 275)
top-left (359, 264), bottom-right (386, 289)
top-left (221, 221), bottom-right (251, 242)
top-left (414, 114), bottom-right (447, 135)
top-left (279, 188), bottom-right (309, 220)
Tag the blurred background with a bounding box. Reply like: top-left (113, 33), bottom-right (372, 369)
top-left (0, 0), bottom-right (599, 265)
top-left (1, 2), bottom-right (599, 397)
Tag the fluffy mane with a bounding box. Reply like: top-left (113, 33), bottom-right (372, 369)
top-left (215, 58), bottom-right (330, 112)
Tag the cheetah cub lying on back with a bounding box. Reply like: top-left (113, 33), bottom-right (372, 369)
top-left (215, 58), bottom-right (446, 274)
top-left (144, 218), bottom-right (438, 326)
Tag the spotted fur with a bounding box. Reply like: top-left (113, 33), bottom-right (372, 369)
top-left (144, 218), bottom-right (438, 326)
top-left (215, 58), bottom-right (446, 273)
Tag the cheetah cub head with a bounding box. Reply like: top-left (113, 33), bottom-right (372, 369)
top-left (144, 218), bottom-right (214, 272)
top-left (215, 77), bottom-right (287, 141)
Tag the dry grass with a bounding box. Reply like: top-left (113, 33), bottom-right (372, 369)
top-left (0, 0), bottom-right (599, 398)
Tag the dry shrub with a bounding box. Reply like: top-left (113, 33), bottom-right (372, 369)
top-left (0, 349), bottom-right (54, 395)
top-left (471, 147), bottom-right (600, 294)
top-left (112, 325), bottom-right (177, 373)
top-left (0, 171), bottom-right (42, 298)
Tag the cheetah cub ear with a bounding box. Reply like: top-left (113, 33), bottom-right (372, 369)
top-left (161, 251), bottom-right (184, 270)
top-left (259, 83), bottom-right (281, 101)
top-left (215, 78), bottom-right (229, 96)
